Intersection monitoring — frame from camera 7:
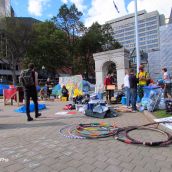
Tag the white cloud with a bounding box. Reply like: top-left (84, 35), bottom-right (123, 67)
top-left (61, 0), bottom-right (68, 3)
top-left (70, 0), bottom-right (87, 12)
top-left (127, 0), bottom-right (172, 20)
top-left (60, 0), bottom-right (87, 12)
top-left (28, 0), bottom-right (50, 17)
top-left (84, 0), bottom-right (172, 27)
top-left (84, 0), bottom-right (127, 27)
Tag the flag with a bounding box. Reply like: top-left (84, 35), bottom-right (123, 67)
top-left (113, 1), bottom-right (120, 13)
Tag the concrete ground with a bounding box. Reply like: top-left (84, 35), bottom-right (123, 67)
top-left (0, 100), bottom-right (172, 172)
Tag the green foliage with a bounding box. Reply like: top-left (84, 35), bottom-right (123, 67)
top-left (154, 110), bottom-right (172, 118)
top-left (26, 21), bottom-right (70, 72)
top-left (0, 17), bottom-right (34, 84)
top-left (75, 22), bottom-right (122, 78)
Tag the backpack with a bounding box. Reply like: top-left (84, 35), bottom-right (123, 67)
top-left (20, 69), bottom-right (35, 87)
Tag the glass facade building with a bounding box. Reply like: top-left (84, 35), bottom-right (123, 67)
top-left (148, 23), bottom-right (172, 81)
top-left (107, 10), bottom-right (165, 53)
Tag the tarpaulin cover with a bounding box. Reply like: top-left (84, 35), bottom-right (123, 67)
top-left (15, 103), bottom-right (46, 113)
top-left (0, 84), bottom-right (10, 95)
top-left (82, 80), bottom-right (95, 93)
top-left (141, 86), bottom-right (161, 110)
top-left (52, 84), bottom-right (61, 96)
top-left (4, 88), bottom-right (17, 99)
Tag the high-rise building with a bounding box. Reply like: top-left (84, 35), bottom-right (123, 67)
top-left (0, 0), bottom-right (12, 17)
top-left (107, 10), bottom-right (165, 53)
top-left (169, 8), bottom-right (172, 24)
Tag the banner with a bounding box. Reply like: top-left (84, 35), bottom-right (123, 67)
top-left (59, 75), bottom-right (83, 98)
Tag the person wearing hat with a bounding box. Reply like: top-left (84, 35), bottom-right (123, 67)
top-left (137, 65), bottom-right (149, 100)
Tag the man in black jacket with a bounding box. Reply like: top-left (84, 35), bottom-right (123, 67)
top-left (129, 69), bottom-right (138, 112)
top-left (20, 63), bottom-right (41, 121)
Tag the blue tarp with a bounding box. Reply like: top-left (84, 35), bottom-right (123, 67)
top-left (82, 80), bottom-right (95, 93)
top-left (0, 84), bottom-right (10, 95)
top-left (52, 84), bottom-right (61, 96)
top-left (15, 103), bottom-right (46, 113)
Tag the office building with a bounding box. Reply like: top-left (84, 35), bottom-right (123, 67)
top-left (148, 23), bottom-right (172, 81)
top-left (107, 10), bottom-right (165, 53)
top-left (0, 0), bottom-right (12, 17)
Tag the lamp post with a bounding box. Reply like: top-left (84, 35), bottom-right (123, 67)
top-left (134, 0), bottom-right (140, 73)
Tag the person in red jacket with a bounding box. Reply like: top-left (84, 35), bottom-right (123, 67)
top-left (104, 73), bottom-right (112, 103)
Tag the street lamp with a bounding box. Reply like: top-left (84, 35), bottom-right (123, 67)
top-left (134, 0), bottom-right (140, 73)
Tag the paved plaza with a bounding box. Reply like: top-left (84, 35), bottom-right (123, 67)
top-left (0, 101), bottom-right (172, 172)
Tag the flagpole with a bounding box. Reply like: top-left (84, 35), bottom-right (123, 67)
top-left (134, 0), bottom-right (140, 73)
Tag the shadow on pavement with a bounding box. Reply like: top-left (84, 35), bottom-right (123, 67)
top-left (0, 121), bottom-right (65, 130)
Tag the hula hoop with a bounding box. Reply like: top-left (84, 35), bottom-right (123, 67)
top-left (76, 122), bottom-right (118, 139)
top-left (115, 125), bottom-right (172, 146)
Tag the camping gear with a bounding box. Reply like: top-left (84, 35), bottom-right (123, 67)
top-left (121, 96), bottom-right (126, 105)
top-left (15, 103), bottom-right (46, 113)
top-left (165, 99), bottom-right (172, 114)
top-left (85, 108), bottom-right (118, 119)
top-left (0, 84), bottom-right (10, 95)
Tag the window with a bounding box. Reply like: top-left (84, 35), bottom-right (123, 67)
top-left (139, 28), bottom-right (145, 32)
top-left (139, 37), bottom-right (146, 41)
top-left (139, 33), bottom-right (145, 37)
top-left (125, 30), bottom-right (134, 35)
top-left (146, 16), bottom-right (157, 22)
top-left (146, 21), bottom-right (157, 26)
top-left (139, 42), bottom-right (146, 46)
top-left (138, 19), bottom-right (145, 24)
top-left (147, 26), bottom-right (157, 31)
top-left (147, 30), bottom-right (158, 35)
top-left (147, 34), bottom-right (158, 40)
top-left (138, 23), bottom-right (145, 28)
top-left (147, 39), bottom-right (158, 44)
top-left (148, 44), bottom-right (159, 49)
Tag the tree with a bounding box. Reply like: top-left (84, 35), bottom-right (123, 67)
top-left (0, 17), bottom-right (34, 84)
top-left (52, 3), bottom-right (85, 71)
top-left (25, 21), bottom-right (70, 75)
top-left (77, 22), bottom-right (122, 80)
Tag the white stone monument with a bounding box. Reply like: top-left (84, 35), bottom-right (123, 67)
top-left (93, 48), bottom-right (130, 90)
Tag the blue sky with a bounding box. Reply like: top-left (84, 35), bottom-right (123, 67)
top-left (11, 0), bottom-right (171, 26)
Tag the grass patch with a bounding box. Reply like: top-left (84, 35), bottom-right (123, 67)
top-left (154, 110), bottom-right (172, 118)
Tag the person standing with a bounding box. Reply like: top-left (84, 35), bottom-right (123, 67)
top-left (124, 70), bottom-right (130, 107)
top-left (20, 63), bottom-right (41, 121)
top-left (162, 68), bottom-right (172, 98)
top-left (104, 73), bottom-right (112, 103)
top-left (137, 65), bottom-right (149, 100)
top-left (129, 69), bottom-right (138, 112)
top-left (46, 78), bottom-right (53, 99)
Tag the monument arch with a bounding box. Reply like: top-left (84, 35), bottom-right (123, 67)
top-left (93, 48), bottom-right (130, 89)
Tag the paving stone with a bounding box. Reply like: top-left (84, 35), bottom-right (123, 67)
top-left (92, 168), bottom-right (105, 172)
top-left (119, 162), bottom-right (135, 170)
top-left (133, 166), bottom-right (151, 172)
top-left (104, 164), bottom-right (123, 172)
top-left (65, 159), bottom-right (82, 168)
top-left (0, 101), bottom-right (172, 172)
top-left (77, 164), bottom-right (96, 172)
top-left (160, 168), bottom-right (172, 172)
top-left (33, 165), bottom-right (52, 172)
top-left (5, 163), bottom-right (25, 172)
top-left (93, 160), bottom-right (109, 169)
top-left (60, 167), bottom-right (78, 172)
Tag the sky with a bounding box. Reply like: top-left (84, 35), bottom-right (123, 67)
top-left (11, 0), bottom-right (172, 27)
